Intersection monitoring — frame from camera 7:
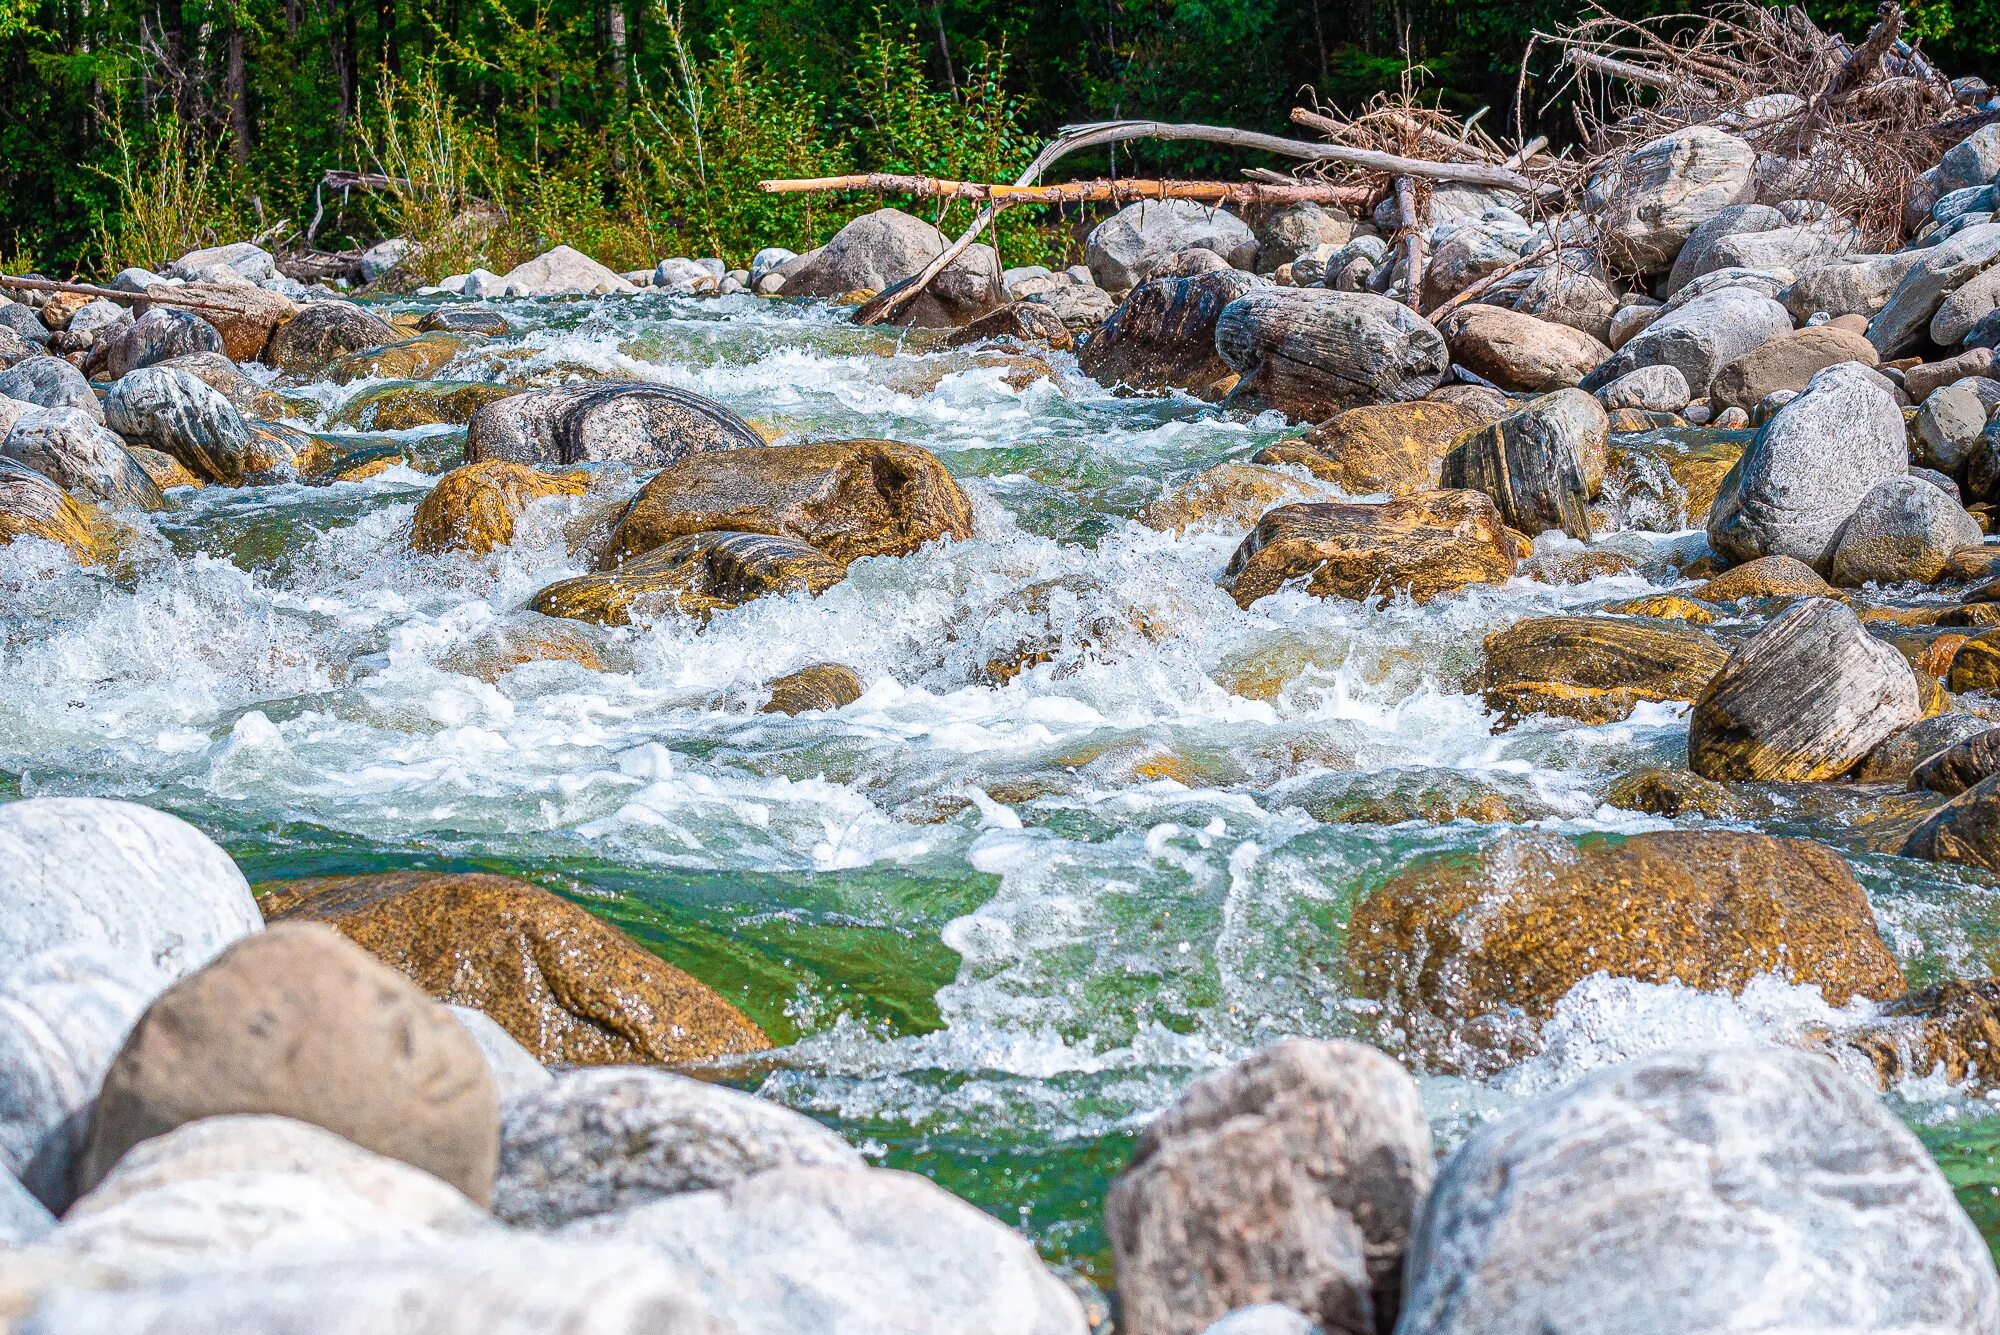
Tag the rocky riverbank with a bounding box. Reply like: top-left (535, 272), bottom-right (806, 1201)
top-left (11, 67), bottom-right (2000, 1335)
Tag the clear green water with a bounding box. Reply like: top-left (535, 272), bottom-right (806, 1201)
top-left (5, 291), bottom-right (2000, 1279)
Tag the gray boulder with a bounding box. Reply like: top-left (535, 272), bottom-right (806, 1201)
top-left (1937, 123), bottom-right (2000, 195)
top-left (1783, 251), bottom-right (1927, 321)
top-left (1397, 1045), bottom-right (1999, 1335)
top-left (1662, 265), bottom-right (1793, 311)
top-left (1513, 257), bottom-right (1618, 343)
top-left (1587, 287), bottom-right (1791, 399)
top-left (651, 258), bottom-right (716, 295)
top-left (1214, 288), bottom-right (1448, 419)
top-left (1597, 364), bottom-right (1690, 412)
top-left (1857, 711), bottom-right (1994, 785)
top-left (0, 355), bottom-right (101, 421)
top-left (1829, 474), bottom-right (1982, 586)
top-left (1591, 126), bottom-right (1756, 274)
top-left (1867, 221), bottom-right (2000, 356)
top-left (1255, 202), bottom-right (1354, 273)
top-left (1321, 235), bottom-right (1389, 292)
top-left (65, 300), bottom-right (127, 343)
top-left (748, 247), bottom-right (797, 288)
top-left (1105, 1039), bottom-right (1431, 1335)
top-left (0, 1169), bottom-right (52, 1245)
top-left (782, 210), bottom-right (1001, 326)
top-left (358, 238), bottom-right (410, 283)
top-left (1708, 361), bottom-right (1908, 570)
top-left (101, 366), bottom-right (254, 486)
top-left (1422, 221), bottom-right (1530, 307)
top-left (1662, 203), bottom-right (1784, 296)
top-left (1439, 389), bottom-right (1603, 539)
top-left (1915, 379), bottom-right (2000, 475)
top-left (567, 1166), bottom-right (1087, 1335)
top-left (2, 407), bottom-right (163, 511)
top-left (492, 1067), bottom-right (862, 1229)
top-left (493, 246), bottom-right (636, 298)
top-left (1932, 262), bottom-right (2000, 346)
top-left (465, 382), bottom-right (763, 468)
top-left (0, 302), bottom-right (51, 342)
top-left (1701, 221), bottom-right (1856, 285)
top-left (1087, 199), bottom-right (1258, 291)
top-left (1024, 283), bottom-right (1115, 330)
top-left (166, 242), bottom-right (276, 285)
top-left (99, 308), bottom-right (225, 380)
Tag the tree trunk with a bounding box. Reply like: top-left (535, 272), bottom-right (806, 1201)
top-left (607, 1), bottom-right (628, 103)
top-left (225, 25), bottom-right (253, 163)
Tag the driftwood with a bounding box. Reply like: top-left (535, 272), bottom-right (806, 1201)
top-left (760, 174), bottom-right (1375, 209)
top-left (0, 273), bottom-right (257, 315)
top-left (1394, 176), bottom-right (1426, 312)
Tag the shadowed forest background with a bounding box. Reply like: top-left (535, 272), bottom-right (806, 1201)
top-left (0, 0), bottom-right (1988, 275)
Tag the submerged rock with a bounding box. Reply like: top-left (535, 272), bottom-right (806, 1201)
top-left (1603, 766), bottom-right (1741, 817)
top-left (1397, 1046), bottom-right (1998, 1335)
top-left (1476, 615), bottom-right (1729, 724)
top-left (532, 530), bottom-right (845, 624)
top-left (1901, 772), bottom-right (2000, 871)
top-left (1, 407), bottom-right (162, 511)
top-left (761, 663), bottom-right (864, 714)
top-left (256, 871), bottom-right (766, 1067)
top-left (1107, 1039), bottom-right (1430, 1335)
top-left (1347, 830), bottom-right (1905, 1072)
top-left (261, 301), bottom-right (400, 377)
top-left (76, 923), bottom-right (499, 1205)
top-left (465, 382), bottom-right (763, 469)
top-left (409, 460), bottom-right (586, 556)
top-left (1141, 462), bottom-right (1334, 534)
top-left (1215, 289), bottom-right (1449, 420)
top-left (602, 438), bottom-right (971, 568)
top-left (1079, 270), bottom-right (1261, 393)
top-left (1438, 389), bottom-right (1602, 539)
top-left (1264, 399), bottom-right (1495, 496)
top-left (1225, 491), bottom-right (1521, 609)
top-left (1689, 598), bottom-right (1922, 781)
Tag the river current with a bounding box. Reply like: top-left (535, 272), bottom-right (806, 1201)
top-left (3, 290), bottom-right (1998, 1274)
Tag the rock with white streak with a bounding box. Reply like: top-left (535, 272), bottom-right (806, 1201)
top-left (0, 356), bottom-right (100, 421)
top-left (1868, 221), bottom-right (2000, 356)
top-left (493, 1067), bottom-right (862, 1229)
top-left (101, 367), bottom-right (255, 486)
top-left (1396, 1046), bottom-right (1999, 1335)
top-left (1, 408), bottom-right (163, 511)
top-left (165, 242), bottom-right (276, 285)
top-left (1591, 127), bottom-right (1757, 274)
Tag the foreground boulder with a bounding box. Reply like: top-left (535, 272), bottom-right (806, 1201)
top-left (1106, 1039), bottom-right (1431, 1335)
top-left (1591, 126), bottom-right (1757, 274)
top-left (257, 871), bottom-right (766, 1067)
top-left (1438, 389), bottom-right (1601, 539)
top-left (1443, 305), bottom-right (1610, 392)
top-left (1225, 491), bottom-right (1520, 609)
top-left (493, 1067), bottom-right (861, 1228)
top-left (1689, 598), bottom-right (1921, 781)
top-left (1901, 773), bottom-right (2000, 871)
top-left (0, 458), bottom-right (105, 561)
top-left (1707, 362), bottom-right (1907, 570)
top-left (76, 923), bottom-right (498, 1204)
top-left (1260, 399), bottom-right (1496, 495)
top-left (2, 407), bottom-right (162, 511)
top-left (1397, 1046), bottom-right (1998, 1335)
top-left (780, 208), bottom-right (1002, 326)
top-left (602, 438), bottom-right (971, 569)
top-left (532, 531), bottom-right (844, 624)
top-left (1476, 615), bottom-right (1729, 724)
top-left (465, 382), bottom-right (763, 468)
top-left (1086, 199), bottom-right (1258, 291)
top-left (261, 301), bottom-right (400, 377)
top-left (1829, 475), bottom-right (1982, 586)
top-left (101, 366), bottom-right (256, 486)
top-left (410, 460), bottom-right (586, 556)
top-left (1348, 831), bottom-right (1905, 1071)
top-left (1215, 289), bottom-right (1448, 420)
top-left (1077, 270), bottom-right (1260, 393)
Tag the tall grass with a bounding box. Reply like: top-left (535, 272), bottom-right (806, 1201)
top-left (90, 95), bottom-right (249, 273)
top-left (350, 64), bottom-right (504, 282)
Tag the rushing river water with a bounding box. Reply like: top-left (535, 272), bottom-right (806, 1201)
top-left (4, 290), bottom-right (2000, 1276)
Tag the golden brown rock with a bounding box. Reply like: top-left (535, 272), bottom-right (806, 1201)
top-left (410, 460), bottom-right (587, 557)
top-left (1841, 979), bottom-right (2000, 1092)
top-left (533, 530), bottom-right (844, 625)
top-left (1347, 830), bottom-right (1907, 1072)
top-left (167, 282), bottom-right (301, 362)
top-left (258, 871), bottom-right (766, 1066)
top-left (1225, 490), bottom-right (1520, 609)
top-left (1601, 593), bottom-right (1719, 623)
top-left (0, 458), bottom-right (107, 563)
top-left (943, 301), bottom-right (1072, 351)
top-left (1949, 630), bottom-right (2000, 693)
top-left (334, 381), bottom-right (520, 432)
top-left (263, 301), bottom-right (401, 377)
top-left (602, 439), bottom-right (971, 569)
top-left (1254, 400), bottom-right (1493, 496)
top-left (1477, 616), bottom-right (1729, 724)
top-left (1697, 553), bottom-right (1836, 603)
top-left (443, 618), bottom-right (607, 682)
top-left (1604, 767), bottom-right (1741, 818)
top-left (322, 332), bottom-right (478, 384)
top-left (126, 447), bottom-right (202, 491)
top-left (762, 663), bottom-right (864, 714)
top-left (1138, 463), bottom-right (1332, 535)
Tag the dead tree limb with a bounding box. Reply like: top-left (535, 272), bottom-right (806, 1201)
top-left (1394, 177), bottom-right (1426, 312)
top-left (760, 174), bottom-right (1375, 208)
top-left (1561, 45), bottom-right (1698, 92)
top-left (0, 273), bottom-right (257, 315)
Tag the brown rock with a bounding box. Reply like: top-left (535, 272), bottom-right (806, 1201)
top-left (532, 530), bottom-right (844, 625)
top-left (1601, 593), bottom-right (1719, 623)
top-left (0, 457), bottom-right (107, 563)
top-left (1139, 462), bottom-right (1333, 534)
top-left (602, 439), bottom-right (971, 570)
top-left (1225, 490), bottom-right (1520, 609)
top-left (1347, 830), bottom-right (1907, 1072)
top-left (1707, 325), bottom-right (1879, 412)
top-left (1258, 400), bottom-right (1495, 496)
top-left (1901, 773), bottom-right (2000, 870)
top-left (78, 923), bottom-right (499, 1203)
top-left (167, 283), bottom-right (300, 362)
top-left (1604, 766), bottom-right (1741, 817)
top-left (262, 301), bottom-right (400, 377)
top-left (1477, 615), bottom-right (1729, 724)
top-left (1904, 347), bottom-right (1997, 402)
top-left (943, 301), bottom-right (1072, 352)
top-left (126, 446), bottom-right (202, 491)
top-left (1438, 389), bottom-right (1601, 538)
top-left (762, 663), bottom-right (863, 714)
top-left (1078, 270), bottom-right (1260, 393)
top-left (1911, 727), bottom-right (2000, 794)
top-left (1696, 553), bottom-right (1835, 602)
top-left (1444, 305), bottom-right (1612, 393)
top-left (1105, 1039), bottom-right (1433, 1335)
top-left (333, 381), bottom-right (521, 432)
top-left (258, 872), bottom-right (766, 1067)
top-left (1842, 979), bottom-right (2000, 1092)
top-left (1949, 629), bottom-right (2000, 692)
top-left (443, 618), bottom-right (607, 682)
top-left (410, 461), bottom-right (587, 557)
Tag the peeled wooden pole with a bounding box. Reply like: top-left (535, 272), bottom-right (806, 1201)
top-left (0, 273), bottom-right (253, 316)
top-left (1394, 176), bottom-right (1426, 312)
top-left (760, 173), bottom-right (1375, 208)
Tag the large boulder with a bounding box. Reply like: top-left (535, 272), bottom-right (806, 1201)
top-left (1591, 126), bottom-right (1757, 274)
top-left (1829, 475), bottom-right (1982, 586)
top-left (491, 245), bottom-right (636, 298)
top-left (0, 356), bottom-right (100, 421)
top-left (1867, 221), bottom-right (2000, 356)
top-left (0, 1171), bottom-right (51, 1246)
top-left (1902, 773), bottom-right (2000, 871)
top-left (101, 366), bottom-right (255, 486)
top-left (1438, 389), bottom-right (1603, 539)
top-left (464, 382), bottom-right (763, 469)
top-left (1707, 362), bottom-right (1907, 570)
top-left (531, 531), bottom-right (844, 625)
top-left (1255, 202), bottom-right (1354, 273)
top-left (1259, 399), bottom-right (1496, 495)
top-left (567, 1165), bottom-right (1087, 1334)
top-left (1443, 305), bottom-right (1609, 392)
top-left (162, 283), bottom-right (299, 362)
top-left (1514, 257), bottom-right (1619, 342)
top-left (1422, 220), bottom-right (1531, 308)
top-left (261, 301), bottom-right (400, 377)
top-left (97, 308), bottom-right (225, 381)
top-left (1784, 251), bottom-right (1927, 321)
top-left (0, 457), bottom-right (105, 562)
top-left (1348, 831), bottom-right (1904, 1071)
top-left (1937, 122), bottom-right (2000, 195)
top-left (409, 460), bottom-right (585, 556)
top-left (1662, 203), bottom-right (1785, 296)
top-left (166, 242), bottom-right (275, 284)
top-left (1475, 615), bottom-right (1729, 724)
top-left (1585, 286), bottom-right (1791, 399)
top-left (1087, 199), bottom-right (1258, 291)
top-left (76, 923), bottom-right (499, 1204)
top-left (1215, 289), bottom-right (1448, 420)
top-left (1077, 270), bottom-right (1260, 392)
top-left (1105, 1039), bottom-right (1431, 1335)
top-left (1596, 363), bottom-right (1690, 412)
top-left (1225, 491), bottom-right (1521, 609)
top-left (1688, 598), bottom-right (1922, 781)
top-left (2, 407), bottom-right (163, 511)
top-left (1397, 1046), bottom-right (1998, 1335)
top-left (256, 872), bottom-right (766, 1068)
top-left (602, 438), bottom-right (971, 569)
top-left (1706, 324), bottom-right (1879, 411)
top-left (493, 1067), bottom-right (861, 1229)
top-left (779, 209), bottom-right (1002, 326)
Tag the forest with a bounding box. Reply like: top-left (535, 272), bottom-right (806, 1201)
top-left (1, 0), bottom-right (1993, 277)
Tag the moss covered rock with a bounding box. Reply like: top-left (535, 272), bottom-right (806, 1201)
top-left (1477, 615), bottom-right (1729, 724)
top-left (533, 530), bottom-right (844, 625)
top-left (1225, 490), bottom-right (1521, 609)
top-left (410, 460), bottom-right (586, 557)
top-left (1255, 400), bottom-right (1493, 496)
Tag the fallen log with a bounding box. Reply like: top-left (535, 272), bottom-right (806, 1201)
top-left (0, 273), bottom-right (257, 316)
top-left (1394, 176), bottom-right (1426, 313)
top-left (759, 174), bottom-right (1375, 209)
